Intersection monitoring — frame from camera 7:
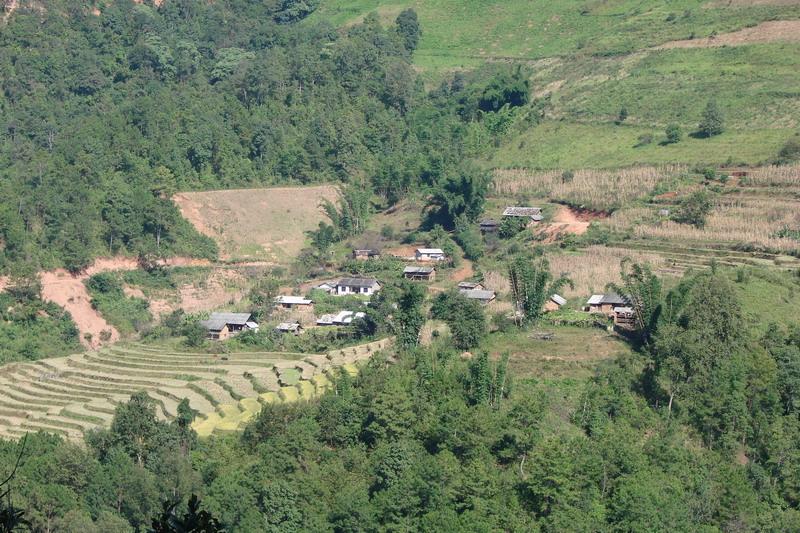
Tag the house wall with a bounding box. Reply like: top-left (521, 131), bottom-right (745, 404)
top-left (544, 300), bottom-right (560, 312)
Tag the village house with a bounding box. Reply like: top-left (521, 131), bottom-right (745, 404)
top-left (458, 281), bottom-right (484, 291)
top-left (613, 306), bottom-right (636, 329)
top-left (479, 219), bottom-right (499, 233)
top-left (544, 294), bottom-right (567, 312)
top-left (275, 322), bottom-right (303, 335)
top-left (403, 266), bottom-right (436, 281)
top-left (502, 206), bottom-right (543, 222)
top-left (352, 249), bottom-right (380, 260)
top-left (316, 310), bottom-right (366, 326)
top-left (460, 288), bottom-right (496, 305)
top-left (586, 293), bottom-right (628, 316)
top-left (335, 277), bottom-right (381, 296)
top-left (274, 295), bottom-right (314, 309)
top-left (415, 248), bottom-right (447, 262)
top-left (200, 312), bottom-right (258, 340)
top-left (314, 281), bottom-right (336, 294)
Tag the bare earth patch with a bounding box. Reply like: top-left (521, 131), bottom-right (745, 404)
top-left (40, 269), bottom-right (119, 349)
top-left (655, 21), bottom-right (800, 50)
top-left (173, 186), bottom-right (339, 262)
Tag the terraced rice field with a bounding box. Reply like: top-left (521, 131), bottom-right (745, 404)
top-left (0, 339), bottom-right (392, 441)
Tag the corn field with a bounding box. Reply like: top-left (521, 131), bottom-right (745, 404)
top-left (493, 166), bottom-right (685, 211)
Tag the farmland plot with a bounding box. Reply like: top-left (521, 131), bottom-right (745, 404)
top-left (0, 338), bottom-right (392, 441)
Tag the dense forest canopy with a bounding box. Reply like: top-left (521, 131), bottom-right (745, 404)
top-left (0, 0), bottom-right (511, 273)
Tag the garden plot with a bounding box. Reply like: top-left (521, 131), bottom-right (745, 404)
top-left (0, 338), bottom-right (393, 441)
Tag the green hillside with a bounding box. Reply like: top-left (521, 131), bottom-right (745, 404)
top-left (311, 0), bottom-right (800, 167)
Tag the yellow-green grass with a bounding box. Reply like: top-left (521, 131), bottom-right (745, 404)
top-left (488, 121), bottom-right (791, 170)
top-left (0, 339), bottom-right (392, 440)
top-left (483, 325), bottom-right (634, 381)
top-left (309, 0), bottom-right (800, 74)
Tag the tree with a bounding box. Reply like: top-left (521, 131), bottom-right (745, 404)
top-left (498, 216), bottom-right (528, 239)
top-left (698, 99), bottom-right (724, 137)
top-left (427, 164), bottom-right (491, 229)
top-left (0, 435), bottom-right (28, 533)
top-left (508, 255), bottom-right (572, 326)
top-left (776, 136), bottom-right (800, 164)
top-left (430, 290), bottom-right (487, 350)
top-left (395, 9), bottom-right (421, 53)
top-left (478, 66), bottom-right (529, 113)
top-left (664, 123), bottom-right (682, 144)
top-left (672, 190), bottom-right (713, 228)
top-left (151, 494), bottom-right (224, 533)
top-left (606, 260), bottom-right (662, 343)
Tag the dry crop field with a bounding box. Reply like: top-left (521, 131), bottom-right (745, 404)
top-left (0, 339), bottom-right (391, 440)
top-left (493, 166), bottom-right (686, 212)
top-left (173, 185), bottom-right (339, 263)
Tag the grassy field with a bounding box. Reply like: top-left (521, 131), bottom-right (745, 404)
top-left (310, 0), bottom-right (800, 72)
top-left (173, 186), bottom-right (339, 263)
top-left (0, 338), bottom-right (392, 440)
top-left (488, 121), bottom-right (791, 170)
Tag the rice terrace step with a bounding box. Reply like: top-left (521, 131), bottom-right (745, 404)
top-left (0, 338), bottom-right (393, 440)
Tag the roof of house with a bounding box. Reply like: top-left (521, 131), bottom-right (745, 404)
top-left (460, 289), bottom-right (496, 301)
top-left (458, 281), bottom-right (482, 289)
top-left (416, 248), bottom-right (445, 255)
top-left (276, 322), bottom-right (301, 331)
top-left (275, 295), bottom-right (313, 305)
top-left (503, 207), bottom-right (542, 217)
top-left (353, 249), bottom-right (379, 254)
top-left (587, 293), bottom-right (628, 306)
top-left (601, 293), bottom-right (628, 305)
top-left (318, 311), bottom-right (366, 325)
top-left (337, 277), bottom-right (379, 288)
top-left (480, 219), bottom-right (499, 226)
top-left (199, 319), bottom-right (228, 332)
top-left (404, 266), bottom-right (435, 274)
top-left (245, 321), bottom-right (259, 329)
top-left (614, 307), bottom-right (634, 314)
top-left (208, 312), bottom-right (251, 325)
top-left (550, 294), bottom-right (567, 306)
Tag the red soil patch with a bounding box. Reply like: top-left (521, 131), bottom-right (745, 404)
top-left (655, 21), bottom-right (800, 49)
top-left (0, 256), bottom-right (215, 349)
top-left (537, 206), bottom-right (606, 242)
top-left (40, 269), bottom-right (119, 349)
top-left (449, 260), bottom-right (474, 283)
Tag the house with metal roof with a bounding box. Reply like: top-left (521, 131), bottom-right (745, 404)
top-left (459, 288), bottom-right (496, 304)
top-left (275, 322), bottom-right (304, 335)
top-left (479, 219), bottom-right (499, 233)
top-left (334, 277), bottom-right (381, 296)
top-left (403, 266), bottom-right (436, 281)
top-left (415, 248), bottom-right (447, 262)
top-left (502, 206), bottom-right (543, 222)
top-left (316, 311), bottom-right (366, 326)
top-left (586, 293), bottom-right (629, 315)
top-left (544, 294), bottom-right (567, 312)
top-left (199, 312), bottom-right (257, 340)
top-left (353, 249), bottom-right (380, 260)
top-left (458, 281), bottom-right (484, 291)
top-left (274, 295), bottom-right (314, 308)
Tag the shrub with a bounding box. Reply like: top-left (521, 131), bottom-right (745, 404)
top-left (635, 133), bottom-right (653, 147)
top-left (665, 124), bottom-right (682, 144)
top-left (776, 137), bottom-right (800, 164)
top-left (672, 190), bottom-right (713, 228)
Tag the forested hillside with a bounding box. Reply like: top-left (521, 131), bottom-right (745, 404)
top-left (0, 0), bottom-right (483, 272)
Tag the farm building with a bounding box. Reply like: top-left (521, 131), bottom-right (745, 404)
top-left (415, 248), bottom-right (447, 262)
top-left (275, 322), bottom-right (303, 335)
top-left (335, 277), bottom-right (381, 296)
top-left (502, 206), bottom-right (543, 222)
top-left (403, 266), bottom-right (436, 281)
top-left (544, 294), bottom-right (567, 312)
top-left (316, 311), bottom-right (366, 326)
top-left (314, 281), bottom-right (336, 293)
top-left (460, 289), bottom-right (496, 304)
top-left (479, 219), bottom-right (499, 233)
top-left (458, 281), bottom-right (484, 291)
top-left (613, 307), bottom-right (636, 329)
top-left (586, 293), bottom-right (629, 316)
top-left (353, 249), bottom-right (380, 260)
top-left (274, 295), bottom-right (313, 308)
top-left (200, 312), bottom-right (258, 340)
